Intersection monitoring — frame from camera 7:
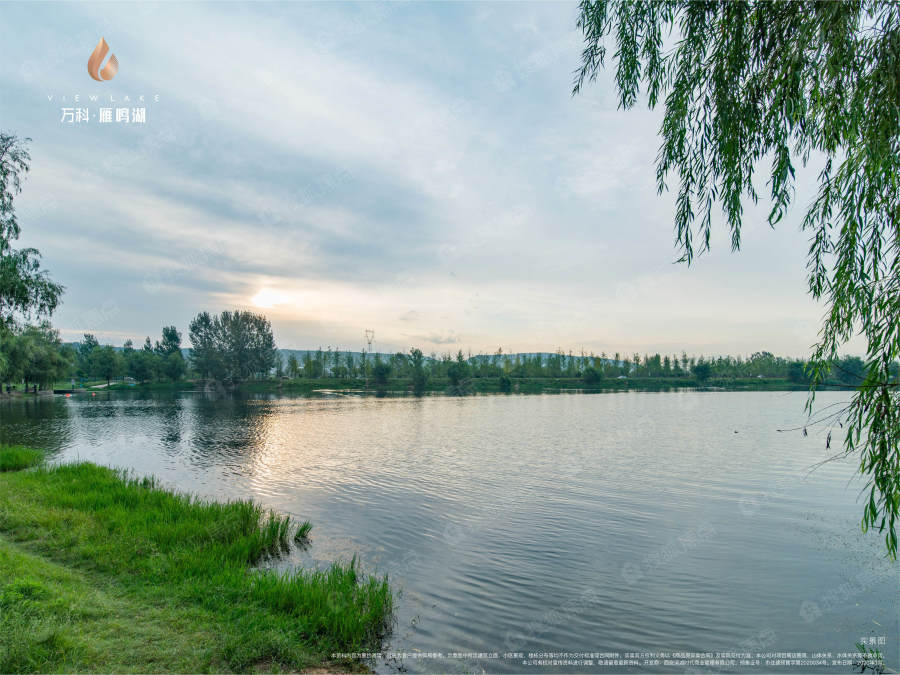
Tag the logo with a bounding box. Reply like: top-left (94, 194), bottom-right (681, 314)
top-left (87, 37), bottom-right (118, 81)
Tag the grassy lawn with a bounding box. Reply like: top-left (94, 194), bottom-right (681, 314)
top-left (0, 537), bottom-right (225, 672)
top-left (0, 446), bottom-right (44, 472)
top-left (0, 446), bottom-right (392, 673)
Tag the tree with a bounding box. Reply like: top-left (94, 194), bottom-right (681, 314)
top-left (0, 133), bottom-right (63, 331)
top-left (345, 351), bottom-right (356, 378)
top-left (788, 361), bottom-right (809, 385)
top-left (409, 347), bottom-right (427, 395)
top-left (372, 360), bottom-right (391, 395)
top-left (220, 310), bottom-right (276, 380)
top-left (145, 325), bottom-right (186, 381)
top-left (692, 361), bottom-right (711, 384)
top-left (582, 366), bottom-right (603, 385)
top-left (20, 322), bottom-right (71, 389)
top-left (1, 332), bottom-right (26, 386)
top-left (129, 349), bottom-right (157, 384)
top-left (163, 351), bottom-right (187, 382)
top-left (447, 350), bottom-right (469, 388)
top-left (188, 312), bottom-right (222, 380)
top-left (188, 310), bottom-right (277, 383)
top-left (287, 354), bottom-right (301, 378)
top-left (77, 334), bottom-right (99, 379)
top-left (303, 351), bottom-right (320, 378)
top-left (90, 344), bottom-right (122, 388)
top-left (575, 1), bottom-right (900, 557)
top-left (156, 325), bottom-right (182, 357)
top-left (314, 347), bottom-right (325, 377)
top-left (0, 323), bottom-right (72, 390)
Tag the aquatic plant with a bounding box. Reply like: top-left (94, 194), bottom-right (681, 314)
top-left (294, 519), bottom-right (313, 542)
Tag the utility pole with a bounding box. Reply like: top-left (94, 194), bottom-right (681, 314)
top-left (364, 329), bottom-right (374, 390)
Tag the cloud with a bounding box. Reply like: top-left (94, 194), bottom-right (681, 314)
top-left (410, 330), bottom-right (462, 346)
top-left (0, 1), bottom-right (855, 356)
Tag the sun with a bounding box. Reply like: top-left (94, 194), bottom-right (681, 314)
top-left (251, 288), bottom-right (291, 309)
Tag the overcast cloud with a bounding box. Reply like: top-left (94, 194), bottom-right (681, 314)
top-left (0, 2), bottom-right (844, 357)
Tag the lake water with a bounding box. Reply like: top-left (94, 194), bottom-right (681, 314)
top-left (1, 390), bottom-right (896, 672)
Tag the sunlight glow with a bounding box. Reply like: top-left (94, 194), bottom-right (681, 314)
top-left (251, 288), bottom-right (292, 309)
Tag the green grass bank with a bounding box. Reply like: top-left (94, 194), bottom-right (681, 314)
top-left (0, 445), bottom-right (44, 472)
top-left (0, 445), bottom-right (392, 673)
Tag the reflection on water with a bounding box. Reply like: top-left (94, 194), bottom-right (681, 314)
top-left (0, 390), bottom-right (896, 673)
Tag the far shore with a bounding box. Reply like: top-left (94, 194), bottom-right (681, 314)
top-left (1, 375), bottom-right (855, 399)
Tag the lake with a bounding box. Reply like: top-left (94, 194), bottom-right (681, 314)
top-left (1, 390), bottom-right (896, 672)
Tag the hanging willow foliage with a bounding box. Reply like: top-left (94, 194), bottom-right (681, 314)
top-left (574, 1), bottom-right (900, 556)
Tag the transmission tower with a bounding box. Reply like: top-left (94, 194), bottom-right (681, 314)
top-left (363, 329), bottom-right (375, 390)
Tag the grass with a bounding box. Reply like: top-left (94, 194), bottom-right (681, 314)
top-left (0, 453), bottom-right (392, 673)
top-left (0, 445), bottom-right (43, 472)
top-left (0, 537), bottom-right (224, 673)
top-left (294, 520), bottom-right (313, 543)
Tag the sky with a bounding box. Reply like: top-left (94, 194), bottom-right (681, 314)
top-left (0, 2), bottom-right (844, 357)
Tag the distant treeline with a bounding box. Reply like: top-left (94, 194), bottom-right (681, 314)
top-left (0, 313), bottom-right (883, 393)
top-left (0, 311), bottom-right (276, 389)
top-left (281, 348), bottom-right (876, 394)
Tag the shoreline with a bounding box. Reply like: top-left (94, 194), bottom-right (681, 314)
top-left (0, 446), bottom-right (392, 673)
top-left (0, 376), bottom-right (855, 399)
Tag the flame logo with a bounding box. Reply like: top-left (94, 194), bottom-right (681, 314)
top-left (87, 37), bottom-right (118, 81)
